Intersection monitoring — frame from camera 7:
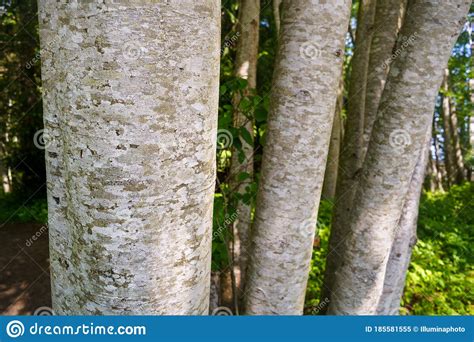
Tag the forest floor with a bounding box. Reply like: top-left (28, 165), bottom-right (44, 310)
top-left (0, 223), bottom-right (51, 315)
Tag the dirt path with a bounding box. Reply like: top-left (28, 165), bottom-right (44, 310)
top-left (0, 223), bottom-right (51, 315)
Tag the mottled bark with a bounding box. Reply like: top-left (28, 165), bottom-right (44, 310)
top-left (322, 0), bottom-right (377, 302)
top-left (223, 0), bottom-right (260, 310)
top-left (363, 0), bottom-right (407, 154)
top-left (322, 76), bottom-right (343, 200)
top-left (376, 122), bottom-right (432, 315)
top-left (328, 0), bottom-right (470, 315)
top-left (38, 0), bottom-right (221, 315)
top-left (442, 70), bottom-right (456, 186)
top-left (244, 0), bottom-right (351, 315)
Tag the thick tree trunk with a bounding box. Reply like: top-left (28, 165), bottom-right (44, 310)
top-left (244, 0), bottom-right (351, 315)
top-left (363, 0), bottom-right (407, 154)
top-left (376, 123), bottom-right (432, 315)
top-left (38, 1), bottom-right (220, 315)
top-left (328, 0), bottom-right (470, 315)
top-left (222, 0), bottom-right (260, 311)
top-left (322, 76), bottom-right (343, 200)
top-left (322, 0), bottom-right (377, 302)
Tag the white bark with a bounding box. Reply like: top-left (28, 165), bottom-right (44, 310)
top-left (244, 0), bottom-right (351, 315)
top-left (376, 122), bottom-right (432, 315)
top-left (328, 0), bottom-right (470, 315)
top-left (322, 77), bottom-right (343, 200)
top-left (38, 0), bottom-right (220, 315)
top-left (363, 0), bottom-right (407, 155)
top-left (323, 0), bottom-right (377, 301)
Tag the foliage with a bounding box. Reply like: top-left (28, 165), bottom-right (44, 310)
top-left (304, 183), bottom-right (474, 315)
top-left (402, 183), bottom-right (474, 315)
top-left (0, 194), bottom-right (47, 224)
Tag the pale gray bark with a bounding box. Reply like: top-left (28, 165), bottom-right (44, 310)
top-left (376, 122), bottom-right (432, 315)
top-left (442, 70), bottom-right (456, 186)
top-left (363, 0), bottom-right (407, 154)
top-left (322, 76), bottom-right (343, 200)
top-left (228, 0), bottom-right (260, 308)
top-left (38, 1), bottom-right (220, 315)
top-left (323, 0), bottom-right (377, 302)
top-left (244, 0), bottom-right (351, 315)
top-left (328, 0), bottom-right (470, 315)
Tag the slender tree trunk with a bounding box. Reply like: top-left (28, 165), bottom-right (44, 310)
top-left (376, 122), bottom-right (432, 315)
top-left (322, 76), bottom-right (343, 200)
top-left (433, 120), bottom-right (446, 190)
top-left (363, 0), bottom-right (407, 155)
top-left (442, 69), bottom-right (456, 186)
top-left (244, 0), bottom-right (351, 315)
top-left (221, 0), bottom-right (260, 311)
top-left (328, 0), bottom-right (470, 315)
top-left (38, 0), bottom-right (221, 315)
top-left (273, 0), bottom-right (282, 34)
top-left (322, 0), bottom-right (377, 303)
top-left (448, 99), bottom-right (465, 183)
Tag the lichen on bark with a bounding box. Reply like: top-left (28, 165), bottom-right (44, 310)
top-left (38, 0), bottom-right (221, 315)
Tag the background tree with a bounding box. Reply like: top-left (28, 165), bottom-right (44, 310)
top-left (328, 0), bottom-right (471, 315)
top-left (244, 0), bottom-right (351, 315)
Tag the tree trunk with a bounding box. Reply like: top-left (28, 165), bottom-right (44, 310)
top-left (363, 0), bottom-right (407, 155)
top-left (322, 76), bottom-right (343, 200)
top-left (442, 69), bottom-right (456, 186)
top-left (38, 0), bottom-right (220, 315)
top-left (322, 0), bottom-right (377, 303)
top-left (448, 99), bottom-right (465, 183)
top-left (376, 122), bottom-right (432, 315)
top-left (327, 0), bottom-right (470, 315)
top-left (433, 119), bottom-right (446, 190)
top-left (244, 0), bottom-right (351, 315)
top-left (273, 0), bottom-right (282, 34)
top-left (221, 0), bottom-right (260, 311)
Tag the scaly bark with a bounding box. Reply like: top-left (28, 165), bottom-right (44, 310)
top-left (376, 122), bottom-right (432, 315)
top-left (244, 0), bottom-right (351, 315)
top-left (328, 0), bottom-right (470, 315)
top-left (363, 0), bottom-right (407, 155)
top-left (322, 0), bottom-right (377, 303)
top-left (322, 76), bottom-right (343, 200)
top-left (222, 0), bottom-right (260, 311)
top-left (38, 0), bottom-right (220, 315)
